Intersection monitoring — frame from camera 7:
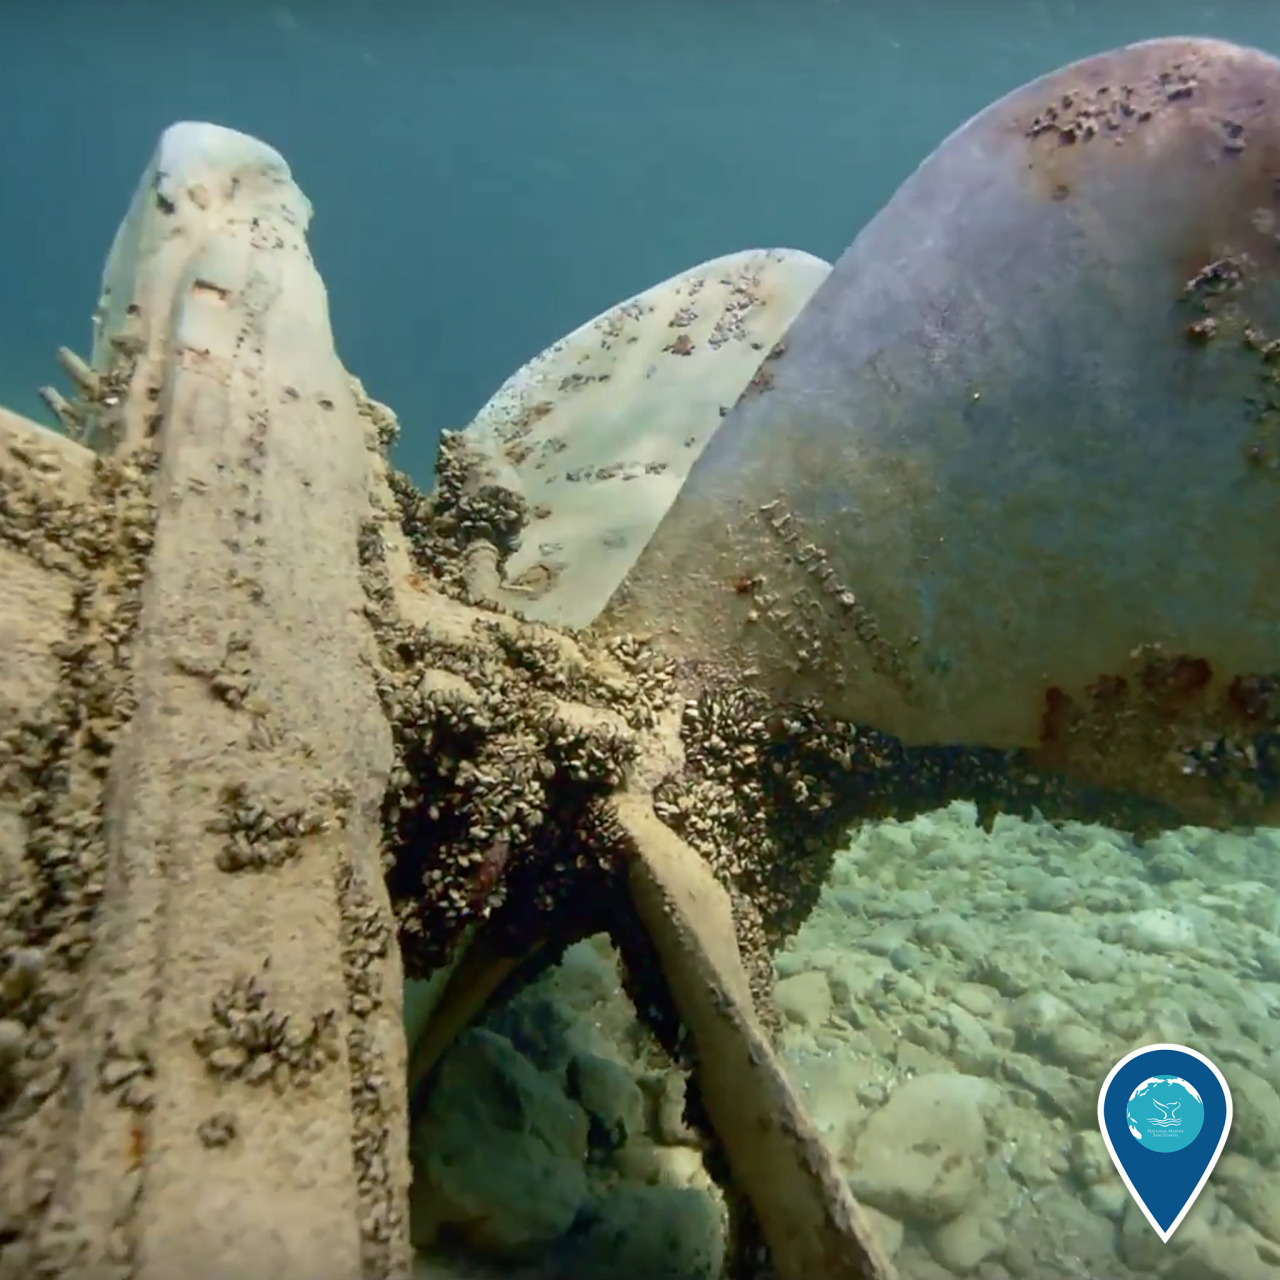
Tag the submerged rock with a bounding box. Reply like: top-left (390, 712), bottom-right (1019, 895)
top-left (566, 1183), bottom-right (726, 1280)
top-left (410, 1029), bottom-right (590, 1258)
top-left (772, 798), bottom-right (1280, 1278)
top-left (847, 1073), bottom-right (999, 1222)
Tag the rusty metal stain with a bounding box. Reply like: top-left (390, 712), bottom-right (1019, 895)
top-left (1032, 643), bottom-right (1280, 826)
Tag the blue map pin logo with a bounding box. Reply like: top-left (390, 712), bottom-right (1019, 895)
top-left (1098, 1043), bottom-right (1233, 1242)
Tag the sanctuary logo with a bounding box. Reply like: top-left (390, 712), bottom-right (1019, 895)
top-left (1097, 1043), bottom-right (1232, 1243)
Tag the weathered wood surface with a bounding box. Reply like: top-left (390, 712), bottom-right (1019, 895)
top-left (0, 123), bottom-right (411, 1280)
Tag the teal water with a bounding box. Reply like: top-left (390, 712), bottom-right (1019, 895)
top-left (5, 0), bottom-right (1280, 484)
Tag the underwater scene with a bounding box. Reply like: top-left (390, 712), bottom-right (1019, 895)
top-left (6, 4), bottom-right (1280, 1280)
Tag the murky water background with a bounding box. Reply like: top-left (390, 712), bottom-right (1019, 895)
top-left (7, 0), bottom-right (1280, 483)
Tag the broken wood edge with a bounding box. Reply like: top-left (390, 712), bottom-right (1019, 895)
top-left (610, 791), bottom-right (899, 1280)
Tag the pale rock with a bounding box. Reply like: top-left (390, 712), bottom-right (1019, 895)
top-left (1033, 1185), bottom-right (1137, 1275)
top-left (1067, 1129), bottom-right (1113, 1187)
top-left (1264, 1046), bottom-right (1280, 1097)
top-left (1227, 1067), bottom-right (1280, 1162)
top-left (1059, 936), bottom-right (1125, 982)
top-left (1189, 997), bottom-right (1237, 1037)
top-left (614, 1141), bottom-right (714, 1194)
top-left (860, 1205), bottom-right (905, 1259)
top-left (1165, 1232), bottom-right (1279, 1280)
top-left (826, 952), bottom-right (893, 1006)
top-left (1253, 932), bottom-right (1280, 982)
top-left (863, 923), bottom-right (913, 958)
top-left (786, 1052), bottom-right (873, 1159)
top-left (1120, 907), bottom-right (1197, 954)
top-left (550, 936), bottom-right (626, 1012)
top-left (1084, 1181), bottom-right (1130, 1221)
top-left (893, 1252), bottom-right (965, 1280)
top-left (991, 1051), bottom-right (1094, 1126)
top-left (498, 935), bottom-right (637, 1068)
top-left (1135, 998), bottom-right (1196, 1047)
top-left (1027, 876), bottom-right (1079, 912)
top-left (1120, 1186), bottom-right (1217, 1272)
top-left (847, 1073), bottom-right (997, 1222)
top-left (773, 947), bottom-right (819, 979)
top-left (648, 1069), bottom-right (699, 1147)
top-left (1043, 1021), bottom-right (1109, 1073)
top-left (926, 1206), bottom-right (1006, 1274)
top-left (972, 946), bottom-right (1042, 997)
top-left (1217, 1152), bottom-right (1260, 1184)
top-left (1002, 1236), bottom-right (1037, 1276)
top-left (885, 973), bottom-right (926, 1009)
top-left (1008, 1141), bottom-right (1061, 1188)
top-left (1258, 1234), bottom-right (1280, 1269)
top-left (774, 970), bottom-right (832, 1029)
top-left (896, 1040), bottom-right (952, 1078)
top-left (1222, 1165), bottom-right (1280, 1244)
top-left (865, 822), bottom-right (916, 862)
top-left (899, 888), bottom-right (937, 916)
top-left (943, 1002), bottom-right (999, 1075)
top-left (951, 983), bottom-right (1000, 1019)
top-left (915, 912), bottom-right (986, 961)
top-left (1010, 990), bottom-right (1076, 1047)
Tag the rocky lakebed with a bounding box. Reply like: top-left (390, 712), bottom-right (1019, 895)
top-left (410, 801), bottom-right (1280, 1280)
